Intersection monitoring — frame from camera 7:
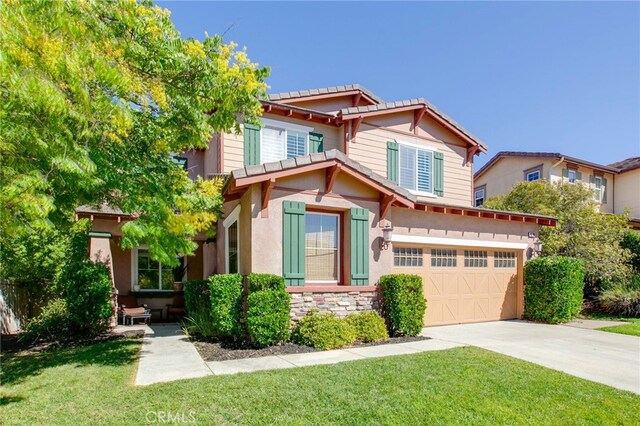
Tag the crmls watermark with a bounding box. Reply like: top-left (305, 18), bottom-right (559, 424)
top-left (145, 410), bottom-right (197, 424)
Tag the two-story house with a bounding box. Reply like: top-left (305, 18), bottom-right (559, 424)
top-left (81, 85), bottom-right (555, 327)
top-left (473, 152), bottom-right (640, 228)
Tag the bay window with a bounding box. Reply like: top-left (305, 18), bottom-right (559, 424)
top-left (399, 144), bottom-right (434, 195)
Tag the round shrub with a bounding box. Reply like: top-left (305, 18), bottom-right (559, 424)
top-left (246, 289), bottom-right (291, 347)
top-left (598, 288), bottom-right (640, 317)
top-left (293, 311), bottom-right (356, 350)
top-left (25, 299), bottom-right (72, 340)
top-left (379, 274), bottom-right (426, 336)
top-left (246, 273), bottom-right (285, 293)
top-left (524, 256), bottom-right (585, 323)
top-left (345, 311), bottom-right (389, 343)
top-left (209, 274), bottom-right (244, 339)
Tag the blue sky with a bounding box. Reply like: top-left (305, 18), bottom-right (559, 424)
top-left (159, 1), bottom-right (640, 169)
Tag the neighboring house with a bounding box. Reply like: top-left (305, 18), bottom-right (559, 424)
top-left (80, 85), bottom-right (556, 327)
top-left (608, 157), bottom-right (640, 228)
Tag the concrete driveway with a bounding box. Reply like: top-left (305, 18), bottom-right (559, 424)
top-left (422, 320), bottom-right (640, 394)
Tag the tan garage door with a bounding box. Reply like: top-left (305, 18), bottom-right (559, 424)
top-left (391, 246), bottom-right (522, 326)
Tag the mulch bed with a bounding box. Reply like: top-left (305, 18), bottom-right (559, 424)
top-left (193, 335), bottom-right (430, 362)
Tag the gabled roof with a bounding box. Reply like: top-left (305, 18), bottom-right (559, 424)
top-left (474, 151), bottom-right (620, 180)
top-left (609, 156), bottom-right (640, 173)
top-left (225, 149), bottom-right (557, 226)
top-left (268, 84), bottom-right (383, 104)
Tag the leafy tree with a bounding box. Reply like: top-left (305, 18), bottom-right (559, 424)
top-left (0, 0), bottom-right (268, 264)
top-left (485, 181), bottom-right (631, 291)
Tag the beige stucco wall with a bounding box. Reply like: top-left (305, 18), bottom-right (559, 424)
top-left (222, 114), bottom-right (343, 173)
top-left (615, 168), bottom-right (640, 217)
top-left (352, 111), bottom-right (473, 207)
top-left (476, 157), bottom-right (615, 213)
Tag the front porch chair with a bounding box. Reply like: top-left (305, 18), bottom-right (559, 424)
top-left (166, 294), bottom-right (186, 321)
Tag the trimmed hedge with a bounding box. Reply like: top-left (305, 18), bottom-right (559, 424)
top-left (345, 311), bottom-right (388, 343)
top-left (379, 274), bottom-right (426, 336)
top-left (292, 311), bottom-right (356, 350)
top-left (209, 274), bottom-right (244, 339)
top-left (524, 256), bottom-right (585, 324)
top-left (247, 273), bottom-right (285, 293)
top-left (184, 280), bottom-right (214, 337)
top-left (245, 273), bottom-right (290, 347)
top-left (246, 290), bottom-right (291, 347)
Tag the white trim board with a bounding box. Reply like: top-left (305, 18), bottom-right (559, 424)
top-left (391, 235), bottom-right (529, 250)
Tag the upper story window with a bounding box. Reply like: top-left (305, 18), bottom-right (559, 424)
top-left (474, 188), bottom-right (485, 207)
top-left (567, 169), bottom-right (577, 184)
top-left (260, 118), bottom-right (312, 164)
top-left (526, 170), bottom-right (540, 181)
top-left (399, 143), bottom-right (434, 195)
top-left (594, 176), bottom-right (603, 202)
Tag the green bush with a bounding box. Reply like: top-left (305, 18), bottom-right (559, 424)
top-left (24, 299), bottom-right (72, 340)
top-left (524, 256), bottom-right (585, 323)
top-left (621, 231), bottom-right (640, 273)
top-left (246, 273), bottom-right (285, 293)
top-left (598, 288), bottom-right (640, 317)
top-left (59, 260), bottom-right (113, 334)
top-left (379, 274), bottom-right (426, 336)
top-left (246, 290), bottom-right (291, 347)
top-left (292, 311), bottom-right (356, 350)
top-left (345, 311), bottom-right (389, 343)
top-left (209, 274), bottom-right (244, 339)
top-left (184, 280), bottom-right (214, 337)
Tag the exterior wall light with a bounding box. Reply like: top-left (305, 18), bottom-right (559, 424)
top-left (533, 240), bottom-right (543, 254)
top-left (381, 225), bottom-right (393, 250)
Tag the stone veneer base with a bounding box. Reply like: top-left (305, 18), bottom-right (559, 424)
top-left (289, 290), bottom-right (380, 321)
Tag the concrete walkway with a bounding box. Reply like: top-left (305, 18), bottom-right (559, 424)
top-left (422, 320), bottom-right (640, 394)
top-left (205, 339), bottom-right (462, 375)
top-left (565, 318), bottom-right (629, 330)
top-left (135, 324), bottom-right (212, 386)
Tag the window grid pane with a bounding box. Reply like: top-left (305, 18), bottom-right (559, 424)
top-left (286, 131), bottom-right (306, 159)
top-left (399, 145), bottom-right (416, 191)
top-left (417, 150), bottom-right (432, 193)
top-left (494, 251), bottom-right (516, 268)
top-left (464, 250), bottom-right (488, 268)
top-left (430, 249), bottom-right (457, 267)
top-left (393, 247), bottom-right (423, 267)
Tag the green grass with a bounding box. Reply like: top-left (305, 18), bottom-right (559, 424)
top-left (582, 312), bottom-right (640, 337)
top-left (1, 338), bottom-right (639, 425)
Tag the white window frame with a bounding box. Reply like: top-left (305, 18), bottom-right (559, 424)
top-left (594, 176), bottom-right (603, 202)
top-left (474, 188), bottom-right (485, 207)
top-left (223, 205), bottom-right (241, 274)
top-left (526, 170), bottom-right (541, 182)
top-left (304, 211), bottom-right (340, 284)
top-left (131, 246), bottom-right (187, 291)
top-left (395, 139), bottom-right (438, 197)
top-left (260, 118), bottom-right (313, 162)
top-left (567, 169), bottom-right (577, 184)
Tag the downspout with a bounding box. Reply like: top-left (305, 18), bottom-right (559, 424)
top-left (549, 156), bottom-right (565, 181)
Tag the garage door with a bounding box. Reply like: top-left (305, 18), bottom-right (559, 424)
top-left (391, 246), bottom-right (522, 326)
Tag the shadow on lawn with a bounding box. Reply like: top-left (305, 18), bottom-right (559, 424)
top-left (0, 338), bottom-right (140, 388)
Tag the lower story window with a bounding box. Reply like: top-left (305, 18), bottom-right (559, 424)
top-left (136, 249), bottom-right (173, 290)
top-left (464, 250), bottom-right (488, 268)
top-left (394, 247), bottom-right (423, 267)
top-left (305, 212), bottom-right (339, 282)
top-left (227, 220), bottom-right (239, 274)
top-left (494, 251), bottom-right (516, 268)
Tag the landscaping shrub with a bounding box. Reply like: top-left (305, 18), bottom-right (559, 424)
top-left (292, 311), bottom-right (356, 350)
top-left (598, 289), bottom-right (640, 317)
top-left (59, 260), bottom-right (113, 334)
top-left (345, 311), bottom-right (389, 343)
top-left (184, 280), bottom-right (214, 337)
top-left (524, 256), bottom-right (585, 323)
top-left (24, 299), bottom-right (72, 340)
top-left (379, 274), bottom-right (426, 336)
top-left (209, 274), bottom-right (244, 339)
top-left (246, 273), bottom-right (285, 293)
top-left (246, 290), bottom-right (291, 347)
top-left (621, 231), bottom-right (640, 273)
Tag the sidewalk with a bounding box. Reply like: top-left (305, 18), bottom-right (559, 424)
top-left (133, 324), bottom-right (463, 385)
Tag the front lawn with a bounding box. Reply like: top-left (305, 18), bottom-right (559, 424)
top-left (1, 338), bottom-right (638, 425)
top-left (598, 319), bottom-right (640, 337)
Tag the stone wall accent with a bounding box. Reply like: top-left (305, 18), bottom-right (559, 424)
top-left (289, 291), bottom-right (379, 321)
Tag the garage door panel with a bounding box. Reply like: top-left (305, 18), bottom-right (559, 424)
top-left (392, 246), bottom-right (520, 326)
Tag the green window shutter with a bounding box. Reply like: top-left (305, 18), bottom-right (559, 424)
top-left (283, 201), bottom-right (305, 286)
top-left (350, 208), bottom-right (369, 286)
top-left (589, 175), bottom-right (595, 185)
top-left (243, 124), bottom-right (260, 166)
top-left (387, 141), bottom-right (399, 183)
top-left (562, 168), bottom-right (569, 179)
top-left (308, 132), bottom-right (324, 153)
top-left (576, 171), bottom-right (582, 181)
top-left (602, 178), bottom-right (608, 203)
top-left (433, 152), bottom-right (444, 196)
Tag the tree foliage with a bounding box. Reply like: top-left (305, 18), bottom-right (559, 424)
top-left (484, 181), bottom-right (631, 288)
top-left (0, 0), bottom-right (268, 263)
